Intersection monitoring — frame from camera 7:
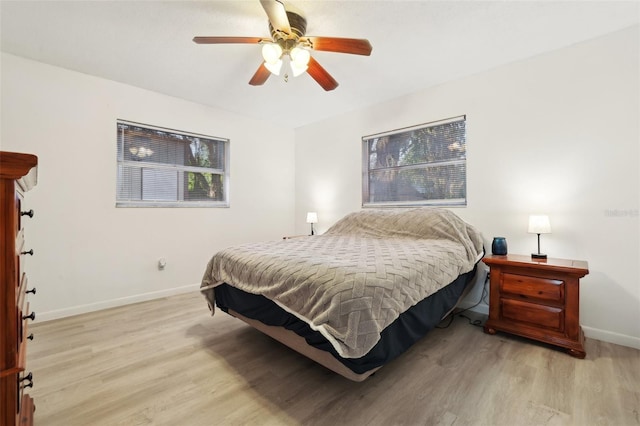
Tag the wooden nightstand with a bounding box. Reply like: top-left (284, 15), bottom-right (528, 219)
top-left (482, 254), bottom-right (589, 358)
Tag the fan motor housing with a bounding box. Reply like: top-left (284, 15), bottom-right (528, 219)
top-left (270, 11), bottom-right (307, 41)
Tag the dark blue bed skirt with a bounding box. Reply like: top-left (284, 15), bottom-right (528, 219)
top-left (214, 264), bottom-right (478, 374)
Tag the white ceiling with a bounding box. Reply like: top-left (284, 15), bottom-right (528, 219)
top-left (1, 1), bottom-right (638, 128)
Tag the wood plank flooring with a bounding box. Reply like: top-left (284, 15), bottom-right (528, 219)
top-left (27, 292), bottom-right (640, 425)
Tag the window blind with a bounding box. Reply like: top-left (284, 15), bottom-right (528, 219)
top-left (362, 116), bottom-right (466, 207)
top-left (116, 120), bottom-right (229, 207)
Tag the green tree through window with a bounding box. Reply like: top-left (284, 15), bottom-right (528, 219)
top-left (363, 116), bottom-right (466, 207)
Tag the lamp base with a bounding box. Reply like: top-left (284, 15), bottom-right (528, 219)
top-left (531, 253), bottom-right (547, 259)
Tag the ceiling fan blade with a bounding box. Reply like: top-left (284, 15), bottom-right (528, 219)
top-left (306, 57), bottom-right (338, 91)
top-left (249, 63), bottom-right (271, 86)
top-left (193, 36), bottom-right (264, 44)
top-left (302, 37), bottom-right (372, 56)
top-left (260, 0), bottom-right (291, 36)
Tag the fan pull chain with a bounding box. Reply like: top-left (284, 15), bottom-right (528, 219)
top-left (284, 73), bottom-right (289, 83)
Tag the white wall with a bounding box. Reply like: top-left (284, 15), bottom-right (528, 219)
top-left (2, 25), bottom-right (638, 349)
top-left (295, 26), bottom-right (640, 349)
top-left (1, 53), bottom-right (295, 320)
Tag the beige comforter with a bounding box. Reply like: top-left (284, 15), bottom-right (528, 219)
top-left (201, 208), bottom-right (484, 358)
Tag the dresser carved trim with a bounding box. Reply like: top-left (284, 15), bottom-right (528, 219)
top-left (1, 151), bottom-right (38, 426)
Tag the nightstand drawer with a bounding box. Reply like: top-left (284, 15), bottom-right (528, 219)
top-left (501, 273), bottom-right (564, 303)
top-left (501, 298), bottom-right (564, 331)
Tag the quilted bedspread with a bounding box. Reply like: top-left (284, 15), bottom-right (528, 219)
top-left (200, 208), bottom-right (484, 358)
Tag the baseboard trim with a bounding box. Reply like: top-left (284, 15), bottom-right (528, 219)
top-left (34, 283), bottom-right (200, 323)
top-left (582, 326), bottom-right (640, 350)
top-left (460, 303), bottom-right (640, 351)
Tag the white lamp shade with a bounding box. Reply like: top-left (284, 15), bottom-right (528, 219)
top-left (528, 215), bottom-right (551, 234)
top-left (261, 43), bottom-right (283, 63)
top-left (290, 47), bottom-right (310, 66)
top-left (262, 43), bottom-right (283, 76)
top-left (289, 47), bottom-right (310, 77)
top-left (264, 59), bottom-right (282, 76)
top-left (306, 212), bottom-right (318, 224)
top-left (290, 61), bottom-right (308, 77)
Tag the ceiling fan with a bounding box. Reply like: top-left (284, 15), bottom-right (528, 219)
top-left (193, 0), bottom-right (372, 91)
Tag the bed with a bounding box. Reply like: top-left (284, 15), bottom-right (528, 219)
top-left (200, 208), bottom-right (484, 381)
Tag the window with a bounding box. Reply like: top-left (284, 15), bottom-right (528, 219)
top-left (362, 115), bottom-right (466, 207)
top-left (116, 120), bottom-right (229, 207)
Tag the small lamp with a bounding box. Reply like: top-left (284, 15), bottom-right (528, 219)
top-left (306, 212), bottom-right (318, 236)
top-left (528, 215), bottom-right (551, 259)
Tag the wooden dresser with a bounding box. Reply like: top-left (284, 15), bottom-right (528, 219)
top-left (1, 151), bottom-right (38, 426)
top-left (483, 254), bottom-right (589, 358)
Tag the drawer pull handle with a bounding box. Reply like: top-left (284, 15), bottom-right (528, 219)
top-left (26, 287), bottom-right (36, 295)
top-left (21, 249), bottom-right (34, 256)
top-left (23, 312), bottom-right (36, 321)
top-left (21, 372), bottom-right (34, 389)
top-left (21, 209), bottom-right (34, 218)
top-left (27, 333), bottom-right (34, 341)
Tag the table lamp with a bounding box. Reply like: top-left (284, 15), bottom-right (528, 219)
top-left (528, 215), bottom-right (551, 259)
top-left (306, 212), bottom-right (318, 236)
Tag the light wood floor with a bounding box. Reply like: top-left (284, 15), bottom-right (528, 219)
top-left (28, 291), bottom-right (639, 426)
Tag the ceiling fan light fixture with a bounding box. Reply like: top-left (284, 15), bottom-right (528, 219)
top-left (262, 43), bottom-right (283, 64)
top-left (289, 46), bottom-right (310, 77)
top-left (290, 46), bottom-right (310, 67)
top-left (193, 1), bottom-right (372, 91)
top-left (264, 59), bottom-right (283, 76)
top-left (290, 61), bottom-right (308, 77)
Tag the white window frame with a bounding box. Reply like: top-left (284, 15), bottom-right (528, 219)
top-left (362, 115), bottom-right (466, 208)
top-left (116, 120), bottom-right (230, 208)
